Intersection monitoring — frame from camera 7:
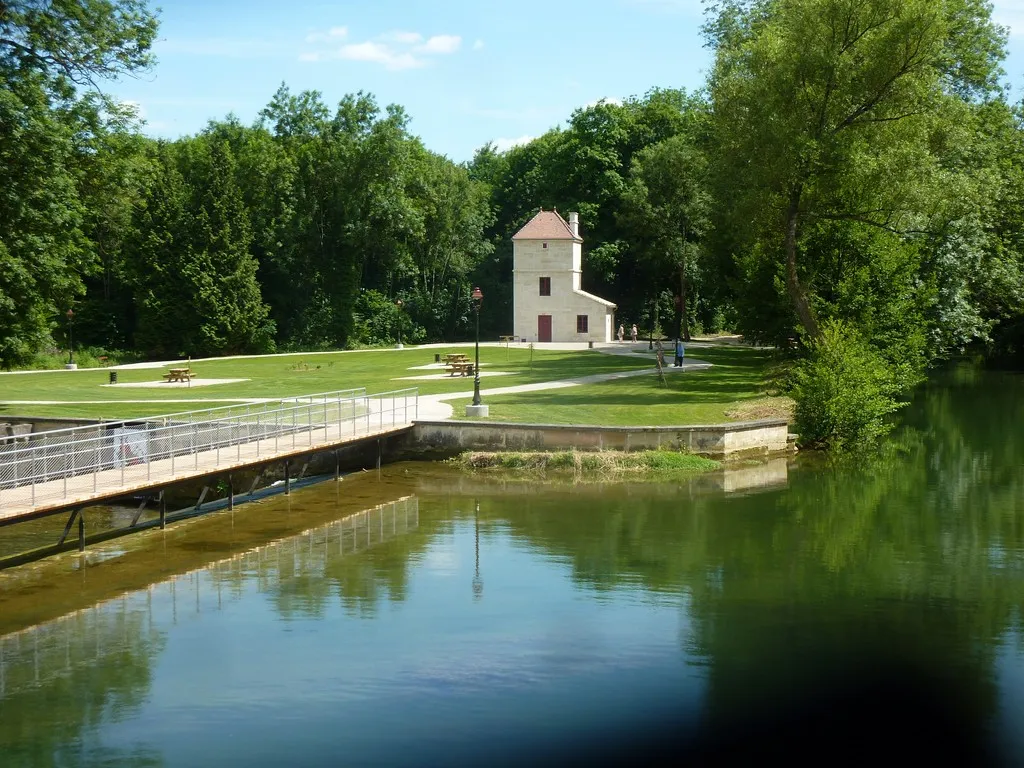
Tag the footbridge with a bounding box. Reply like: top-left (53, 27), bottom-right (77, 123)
top-left (0, 388), bottom-right (418, 530)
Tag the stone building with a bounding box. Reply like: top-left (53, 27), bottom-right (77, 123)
top-left (511, 209), bottom-right (616, 343)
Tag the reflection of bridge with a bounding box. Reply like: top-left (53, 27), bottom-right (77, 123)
top-left (0, 497), bottom-right (419, 697)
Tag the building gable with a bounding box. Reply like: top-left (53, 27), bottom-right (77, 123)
top-left (511, 209), bottom-right (581, 242)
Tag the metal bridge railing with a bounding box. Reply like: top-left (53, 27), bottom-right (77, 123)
top-left (0, 388), bottom-right (418, 511)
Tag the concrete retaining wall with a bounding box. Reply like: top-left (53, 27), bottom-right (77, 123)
top-left (408, 419), bottom-right (792, 459)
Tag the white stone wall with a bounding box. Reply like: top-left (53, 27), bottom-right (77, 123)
top-left (512, 239), bottom-right (614, 342)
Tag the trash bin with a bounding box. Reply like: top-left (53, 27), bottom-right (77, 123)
top-left (588, 341), bottom-right (594, 349)
top-left (109, 371), bottom-right (118, 384)
top-left (434, 353), bottom-right (441, 363)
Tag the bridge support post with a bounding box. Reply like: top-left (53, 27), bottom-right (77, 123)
top-left (159, 492), bottom-right (166, 530)
top-left (78, 512), bottom-right (85, 552)
top-left (228, 475), bottom-right (234, 511)
top-left (58, 508), bottom-right (80, 547)
top-left (334, 450), bottom-right (341, 481)
top-left (284, 461), bottom-right (291, 496)
top-left (376, 439), bottom-right (382, 471)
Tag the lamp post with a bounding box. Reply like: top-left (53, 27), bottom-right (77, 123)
top-left (649, 297), bottom-right (655, 351)
top-left (471, 286), bottom-right (483, 406)
top-left (66, 309), bottom-right (75, 366)
top-left (395, 298), bottom-right (403, 349)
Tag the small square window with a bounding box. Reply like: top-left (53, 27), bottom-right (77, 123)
top-left (543, 242), bottom-right (547, 249)
top-left (576, 315), bottom-right (589, 333)
top-left (539, 277), bottom-right (551, 296)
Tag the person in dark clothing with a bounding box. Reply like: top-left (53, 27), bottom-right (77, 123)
top-left (674, 339), bottom-right (684, 367)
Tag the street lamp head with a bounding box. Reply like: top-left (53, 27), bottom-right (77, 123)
top-left (471, 286), bottom-right (483, 302)
top-left (66, 308), bottom-right (74, 320)
top-left (395, 298), bottom-right (403, 308)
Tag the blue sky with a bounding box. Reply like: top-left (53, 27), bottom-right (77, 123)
top-left (111, 0), bottom-right (1024, 163)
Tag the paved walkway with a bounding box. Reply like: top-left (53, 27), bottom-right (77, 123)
top-left (415, 357), bottom-right (711, 420)
top-left (1, 343), bottom-right (715, 420)
top-left (0, 336), bottom-right (744, 374)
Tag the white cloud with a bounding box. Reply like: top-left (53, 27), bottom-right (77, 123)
top-left (473, 39), bottom-right (484, 50)
top-left (338, 41), bottom-right (424, 70)
top-left (415, 34), bottom-right (461, 54)
top-left (493, 135), bottom-right (534, 152)
top-left (300, 28), bottom-right (464, 69)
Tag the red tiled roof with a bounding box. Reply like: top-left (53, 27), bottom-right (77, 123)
top-left (511, 209), bottom-right (580, 241)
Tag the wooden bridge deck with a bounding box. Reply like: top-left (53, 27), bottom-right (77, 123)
top-left (0, 418), bottom-right (412, 524)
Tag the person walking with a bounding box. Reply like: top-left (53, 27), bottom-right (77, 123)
top-left (618, 324), bottom-right (625, 342)
top-left (674, 338), bottom-right (685, 367)
top-left (630, 324), bottom-right (638, 343)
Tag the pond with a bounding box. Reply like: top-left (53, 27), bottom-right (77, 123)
top-left (0, 365), bottom-right (1021, 766)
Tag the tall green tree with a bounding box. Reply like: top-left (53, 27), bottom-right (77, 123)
top-left (0, 0), bottom-right (158, 367)
top-left (705, 0), bottom-right (1007, 349)
top-left (129, 138), bottom-right (274, 357)
top-left (621, 134), bottom-right (711, 340)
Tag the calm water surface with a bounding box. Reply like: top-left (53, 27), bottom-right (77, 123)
top-left (0, 366), bottom-right (1021, 766)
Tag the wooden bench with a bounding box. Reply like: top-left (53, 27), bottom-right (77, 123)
top-left (162, 368), bottom-right (196, 383)
top-left (445, 361), bottom-right (474, 377)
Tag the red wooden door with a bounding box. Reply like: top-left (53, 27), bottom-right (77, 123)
top-left (538, 315), bottom-right (552, 342)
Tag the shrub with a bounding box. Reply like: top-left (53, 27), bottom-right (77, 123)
top-left (793, 319), bottom-right (904, 451)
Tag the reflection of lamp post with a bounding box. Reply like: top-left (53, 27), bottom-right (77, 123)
top-left (472, 501), bottom-right (483, 601)
top-left (471, 286), bottom-right (482, 407)
top-left (66, 309), bottom-right (75, 366)
top-left (395, 298), bottom-right (403, 349)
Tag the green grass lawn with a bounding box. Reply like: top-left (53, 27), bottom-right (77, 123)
top-left (0, 345), bottom-right (654, 420)
top-left (449, 347), bottom-right (787, 426)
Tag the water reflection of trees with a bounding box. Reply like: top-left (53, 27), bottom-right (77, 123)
top-left (0, 593), bottom-right (167, 768)
top-left (448, 369), bottom-right (1024, 736)
top-left (0, 496), bottom-right (425, 765)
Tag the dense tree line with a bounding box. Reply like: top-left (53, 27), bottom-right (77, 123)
top-left (3, 0), bottom-right (1024, 445)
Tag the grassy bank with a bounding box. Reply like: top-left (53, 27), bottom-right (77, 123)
top-left (451, 449), bottom-right (721, 478)
top-left (0, 345), bottom-right (652, 420)
top-left (451, 346), bottom-right (790, 426)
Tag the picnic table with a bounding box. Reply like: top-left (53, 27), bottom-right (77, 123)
top-left (440, 354), bottom-right (473, 376)
top-left (162, 367), bottom-right (196, 383)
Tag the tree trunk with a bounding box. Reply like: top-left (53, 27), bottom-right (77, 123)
top-left (679, 259), bottom-right (690, 342)
top-left (785, 186), bottom-right (820, 341)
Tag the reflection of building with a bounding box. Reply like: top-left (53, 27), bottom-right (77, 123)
top-left (512, 209), bottom-right (616, 343)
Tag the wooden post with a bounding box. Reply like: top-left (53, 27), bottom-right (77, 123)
top-left (159, 492), bottom-right (166, 530)
top-left (78, 512), bottom-right (85, 552)
top-left (284, 460), bottom-right (291, 495)
top-left (227, 475), bottom-right (234, 511)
